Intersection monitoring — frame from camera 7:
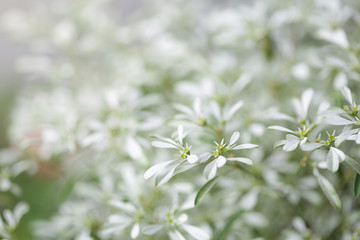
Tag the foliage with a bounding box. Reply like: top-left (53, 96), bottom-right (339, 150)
top-left (1, 0), bottom-right (360, 239)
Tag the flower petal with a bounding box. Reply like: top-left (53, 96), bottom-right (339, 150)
top-left (144, 160), bottom-right (177, 179)
top-left (227, 157), bottom-right (253, 165)
top-left (216, 156), bottom-right (227, 167)
top-left (187, 154), bottom-right (198, 164)
top-left (229, 131), bottom-right (240, 146)
top-left (204, 160), bottom-right (218, 180)
top-left (231, 144), bottom-right (258, 150)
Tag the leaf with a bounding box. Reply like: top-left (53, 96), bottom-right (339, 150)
top-left (182, 224), bottom-right (209, 240)
top-left (341, 86), bottom-right (353, 106)
top-left (325, 116), bottom-right (354, 126)
top-left (335, 129), bottom-right (358, 147)
top-left (216, 156), bottom-right (227, 167)
top-left (213, 209), bottom-right (245, 240)
top-left (354, 174), bottom-right (360, 198)
top-left (13, 202), bottom-right (29, 223)
top-left (203, 160), bottom-right (218, 180)
top-left (187, 154), bottom-right (198, 164)
top-left (131, 223), bottom-right (140, 239)
top-left (198, 152), bottom-right (212, 163)
top-left (344, 155), bottom-right (360, 175)
top-left (283, 135), bottom-right (300, 152)
top-left (144, 160), bottom-right (176, 179)
top-left (229, 131), bottom-right (240, 146)
top-left (268, 126), bottom-right (295, 134)
top-left (274, 139), bottom-right (286, 148)
top-left (142, 225), bottom-right (163, 235)
top-left (225, 101), bottom-right (243, 120)
top-left (194, 177), bottom-right (219, 206)
top-left (314, 169), bottom-right (341, 210)
top-left (356, 131), bottom-right (360, 144)
top-left (152, 141), bottom-right (178, 149)
top-left (300, 142), bottom-right (324, 151)
top-left (231, 144), bottom-right (258, 150)
top-left (301, 88), bottom-right (314, 117)
top-left (317, 28), bottom-right (349, 49)
top-left (227, 157), bottom-right (253, 165)
top-left (156, 162), bottom-right (182, 186)
top-left (327, 148), bottom-right (339, 173)
top-left (178, 125), bottom-right (184, 144)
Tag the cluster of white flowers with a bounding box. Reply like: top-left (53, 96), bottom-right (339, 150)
top-left (1, 0), bottom-right (360, 239)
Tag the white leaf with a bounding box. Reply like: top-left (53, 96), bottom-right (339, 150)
top-left (153, 135), bottom-right (179, 146)
top-left (152, 141), bottom-right (178, 149)
top-left (318, 161), bottom-right (328, 169)
top-left (292, 217), bottom-right (307, 232)
top-left (314, 169), bottom-right (341, 209)
top-left (335, 129), bottom-right (359, 147)
top-left (332, 147), bottom-right (345, 161)
top-left (3, 210), bottom-right (16, 228)
top-left (204, 160), bottom-right (218, 180)
top-left (225, 101), bottom-right (243, 120)
top-left (301, 88), bottom-right (314, 117)
top-left (267, 112), bottom-right (296, 122)
top-left (231, 144), bottom-right (258, 150)
top-left (341, 86), bottom-right (353, 106)
top-left (131, 223), bottom-right (140, 239)
top-left (198, 152), bottom-right (212, 163)
top-left (216, 156), bottom-right (227, 167)
top-left (317, 28), bottom-right (349, 49)
top-left (174, 104), bottom-right (194, 116)
top-left (142, 225), bottom-right (163, 235)
top-left (334, 72), bottom-right (347, 90)
top-left (229, 131), bottom-right (240, 146)
top-left (227, 157), bottom-right (253, 165)
top-left (182, 224), bottom-right (210, 240)
top-left (327, 148), bottom-right (339, 172)
top-left (239, 190), bottom-right (259, 210)
top-left (274, 139), bottom-right (286, 148)
top-left (13, 202), bottom-right (29, 223)
top-left (268, 125), bottom-right (295, 134)
top-left (283, 135), bottom-right (300, 152)
top-left (300, 143), bottom-right (324, 151)
top-left (325, 116), bottom-right (354, 125)
top-left (108, 214), bottom-right (132, 225)
top-left (187, 154), bottom-right (198, 164)
top-left (169, 230), bottom-right (186, 240)
top-left (178, 125), bottom-right (184, 144)
top-left (101, 223), bottom-right (130, 235)
top-left (109, 201), bottom-right (137, 213)
top-left (144, 160), bottom-right (176, 179)
top-left (126, 137), bottom-right (143, 159)
top-left (356, 131), bottom-right (360, 144)
top-left (211, 102), bottom-right (222, 120)
top-left (156, 162), bottom-right (182, 186)
top-left (292, 99), bottom-right (304, 119)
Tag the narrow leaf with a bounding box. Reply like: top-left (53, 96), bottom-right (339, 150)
top-left (213, 209), bottom-right (245, 240)
top-left (227, 157), bottom-right (253, 165)
top-left (229, 131), bottom-right (240, 146)
top-left (344, 155), bottom-right (360, 175)
top-left (194, 177), bottom-right (219, 206)
top-left (231, 144), bottom-right (258, 150)
top-left (325, 116), bottom-right (354, 125)
top-left (152, 141), bottom-right (178, 149)
top-left (354, 173), bottom-right (360, 198)
top-left (268, 126), bottom-right (295, 134)
top-left (314, 169), bottom-right (341, 210)
top-left (182, 224), bottom-right (209, 240)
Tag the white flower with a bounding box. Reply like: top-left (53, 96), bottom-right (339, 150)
top-left (145, 125), bottom-right (198, 185)
top-left (0, 202), bottom-right (29, 239)
top-left (203, 131), bottom-right (257, 179)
